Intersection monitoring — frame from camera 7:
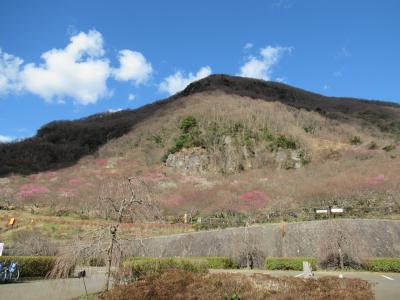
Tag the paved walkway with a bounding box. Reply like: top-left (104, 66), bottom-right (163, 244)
top-left (212, 269), bottom-right (400, 300)
top-left (0, 268), bottom-right (107, 300)
top-left (0, 268), bottom-right (398, 300)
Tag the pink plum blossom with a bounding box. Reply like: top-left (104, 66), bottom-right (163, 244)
top-left (240, 190), bottom-right (271, 209)
top-left (19, 184), bottom-right (49, 198)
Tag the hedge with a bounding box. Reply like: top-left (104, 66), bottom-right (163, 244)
top-left (366, 258), bottom-right (400, 273)
top-left (188, 256), bottom-right (238, 269)
top-left (123, 257), bottom-right (208, 280)
top-left (125, 256), bottom-right (238, 270)
top-left (0, 256), bottom-right (56, 277)
top-left (265, 257), bottom-right (317, 271)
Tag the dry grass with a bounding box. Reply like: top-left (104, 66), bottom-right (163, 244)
top-left (0, 210), bottom-right (192, 256)
top-left (101, 270), bottom-right (373, 300)
top-left (99, 91), bottom-right (387, 159)
top-left (1, 91), bottom-right (399, 222)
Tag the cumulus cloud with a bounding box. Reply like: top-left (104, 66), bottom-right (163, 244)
top-left (1, 29), bottom-right (153, 105)
top-left (0, 48), bottom-right (23, 95)
top-left (0, 134), bottom-right (13, 143)
top-left (112, 50), bottom-right (152, 84)
top-left (159, 66), bottom-right (212, 95)
top-left (21, 30), bottom-right (110, 105)
top-left (238, 45), bottom-right (292, 81)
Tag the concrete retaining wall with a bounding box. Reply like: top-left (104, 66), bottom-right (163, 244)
top-left (127, 219), bottom-right (400, 266)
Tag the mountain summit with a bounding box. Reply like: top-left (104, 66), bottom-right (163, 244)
top-left (0, 74), bottom-right (399, 177)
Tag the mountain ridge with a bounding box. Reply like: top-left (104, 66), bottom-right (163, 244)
top-left (1, 74), bottom-right (399, 176)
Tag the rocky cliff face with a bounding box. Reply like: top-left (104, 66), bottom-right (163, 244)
top-left (165, 138), bottom-right (307, 175)
top-left (166, 147), bottom-right (210, 175)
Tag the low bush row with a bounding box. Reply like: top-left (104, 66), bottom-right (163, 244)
top-left (264, 257), bottom-right (400, 272)
top-left (0, 256), bottom-right (56, 277)
top-left (122, 257), bottom-right (208, 280)
top-left (122, 256), bottom-right (238, 280)
top-left (366, 258), bottom-right (400, 272)
top-left (1, 255), bottom-right (397, 279)
top-left (265, 257), bottom-right (317, 271)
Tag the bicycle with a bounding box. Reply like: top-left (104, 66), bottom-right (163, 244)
top-left (0, 261), bottom-right (19, 283)
top-left (0, 262), bottom-right (6, 283)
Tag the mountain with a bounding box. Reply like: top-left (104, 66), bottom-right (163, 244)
top-left (1, 74), bottom-right (399, 176)
top-left (0, 75), bottom-right (399, 220)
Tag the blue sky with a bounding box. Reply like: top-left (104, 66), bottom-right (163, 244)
top-left (0, 0), bottom-right (399, 142)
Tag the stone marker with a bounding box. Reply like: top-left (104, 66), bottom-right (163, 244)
top-left (303, 261), bottom-right (314, 278)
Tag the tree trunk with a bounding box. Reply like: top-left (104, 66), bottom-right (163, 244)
top-left (105, 226), bottom-right (117, 291)
top-left (338, 247), bottom-right (344, 270)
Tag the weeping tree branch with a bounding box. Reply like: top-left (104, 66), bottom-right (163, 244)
top-left (48, 175), bottom-right (162, 292)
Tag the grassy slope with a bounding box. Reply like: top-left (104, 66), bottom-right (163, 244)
top-left (0, 75), bottom-right (399, 244)
top-left (1, 74), bottom-right (399, 177)
top-left (0, 91), bottom-right (398, 220)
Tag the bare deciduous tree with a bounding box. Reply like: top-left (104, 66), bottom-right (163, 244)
top-left (48, 176), bottom-right (162, 291)
top-left (317, 220), bottom-right (368, 270)
top-left (7, 229), bottom-right (58, 256)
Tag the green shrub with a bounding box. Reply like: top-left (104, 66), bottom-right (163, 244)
top-left (123, 256), bottom-right (238, 280)
top-left (367, 141), bottom-right (378, 150)
top-left (366, 258), bottom-right (400, 272)
top-left (122, 257), bottom-right (209, 280)
top-left (303, 125), bottom-right (316, 134)
top-left (265, 257), bottom-right (317, 271)
top-left (83, 256), bottom-right (106, 267)
top-left (350, 136), bottom-right (362, 145)
top-left (180, 116), bottom-right (198, 133)
top-left (199, 256), bottom-right (238, 269)
top-left (268, 135), bottom-right (297, 151)
top-left (382, 144), bottom-right (396, 152)
top-left (0, 256), bottom-right (56, 277)
top-left (164, 116), bottom-right (204, 160)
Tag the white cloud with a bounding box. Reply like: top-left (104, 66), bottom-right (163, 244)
top-left (108, 108), bottom-right (123, 113)
top-left (1, 29), bottom-right (153, 105)
top-left (337, 47), bottom-right (351, 58)
top-left (0, 134), bottom-right (13, 143)
top-left (238, 45), bottom-right (292, 81)
top-left (276, 77), bottom-right (286, 83)
top-left (323, 84), bottom-right (330, 90)
top-left (112, 50), bottom-right (152, 84)
top-left (0, 48), bottom-right (24, 95)
top-left (128, 93), bottom-right (136, 101)
top-left (244, 43), bottom-right (253, 50)
top-left (159, 66), bottom-right (212, 95)
top-left (21, 30), bottom-right (111, 105)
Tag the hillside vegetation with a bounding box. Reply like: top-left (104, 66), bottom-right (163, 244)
top-left (0, 75), bottom-right (399, 228)
top-left (1, 75), bottom-right (399, 176)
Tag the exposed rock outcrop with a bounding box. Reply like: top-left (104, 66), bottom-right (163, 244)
top-left (165, 147), bottom-right (210, 175)
top-left (165, 141), bottom-right (308, 175)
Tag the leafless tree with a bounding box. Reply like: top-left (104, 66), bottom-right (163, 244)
top-left (48, 176), bottom-right (162, 291)
top-left (7, 229), bottom-right (58, 256)
top-left (317, 220), bottom-right (368, 270)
